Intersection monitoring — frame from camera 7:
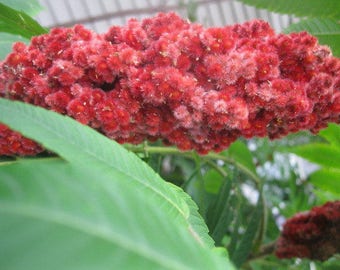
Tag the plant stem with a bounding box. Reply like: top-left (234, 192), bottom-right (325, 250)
top-left (125, 144), bottom-right (194, 156)
top-left (252, 191), bottom-right (268, 254)
top-left (192, 152), bottom-right (206, 214)
top-left (203, 152), bottom-right (261, 188)
top-left (0, 156), bottom-right (61, 166)
top-left (126, 144), bottom-right (269, 263)
top-left (125, 144), bottom-right (261, 187)
top-left (205, 159), bottom-right (228, 178)
top-left (247, 241), bottom-right (276, 261)
top-left (0, 160), bottom-right (17, 166)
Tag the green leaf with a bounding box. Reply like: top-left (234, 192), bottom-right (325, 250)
top-left (222, 140), bottom-right (260, 186)
top-left (227, 140), bottom-right (257, 175)
top-left (0, 98), bottom-right (213, 248)
top-left (284, 18), bottom-right (340, 57)
top-left (213, 247), bottom-right (230, 258)
top-left (0, 32), bottom-right (29, 60)
top-left (236, 0), bottom-right (340, 19)
top-left (0, 2), bottom-right (47, 39)
top-left (203, 169), bottom-right (224, 194)
top-left (310, 167), bottom-right (340, 195)
top-left (206, 177), bottom-right (234, 244)
top-left (289, 143), bottom-right (340, 169)
top-left (314, 189), bottom-right (340, 204)
top-left (228, 202), bottom-right (242, 256)
top-left (231, 195), bottom-right (263, 268)
top-left (319, 124), bottom-right (340, 148)
top-left (0, 0), bottom-right (43, 16)
top-left (322, 257), bottom-right (340, 269)
top-left (0, 158), bottom-right (233, 270)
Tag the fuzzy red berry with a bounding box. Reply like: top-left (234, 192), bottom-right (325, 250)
top-left (275, 201), bottom-right (340, 261)
top-left (0, 12), bottom-right (339, 156)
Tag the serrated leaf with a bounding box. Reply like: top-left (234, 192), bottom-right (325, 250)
top-left (0, 32), bottom-right (29, 60)
top-left (0, 0), bottom-right (43, 16)
top-left (0, 98), bottom-right (213, 248)
top-left (236, 0), bottom-right (340, 19)
top-left (319, 124), bottom-right (340, 148)
top-left (230, 195), bottom-right (263, 268)
top-left (284, 18), bottom-right (340, 57)
top-left (310, 168), bottom-right (340, 195)
top-left (0, 2), bottom-right (47, 39)
top-left (0, 158), bottom-right (233, 270)
top-left (289, 143), bottom-right (340, 169)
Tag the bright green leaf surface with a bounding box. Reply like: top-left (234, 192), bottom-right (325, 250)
top-left (0, 32), bottom-right (29, 60)
top-left (319, 124), bottom-right (340, 148)
top-left (237, 0), bottom-right (340, 19)
top-left (0, 0), bottom-right (43, 16)
top-left (310, 168), bottom-right (340, 195)
top-left (284, 18), bottom-right (340, 57)
top-left (0, 3), bottom-right (47, 39)
top-left (0, 158), bottom-right (233, 270)
top-left (0, 98), bottom-right (213, 248)
top-left (314, 189), bottom-right (340, 204)
top-left (289, 143), bottom-right (340, 169)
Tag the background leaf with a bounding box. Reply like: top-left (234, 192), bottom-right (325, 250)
top-left (226, 140), bottom-right (257, 176)
top-left (0, 158), bottom-right (233, 270)
top-left (0, 98), bottom-right (213, 248)
top-left (319, 123), bottom-right (340, 148)
top-left (206, 177), bottom-right (234, 244)
top-left (203, 169), bottom-right (224, 194)
top-left (0, 0), bottom-right (42, 59)
top-left (0, 0), bottom-right (43, 16)
top-left (236, 0), bottom-right (340, 19)
top-left (289, 143), bottom-right (340, 169)
top-left (284, 18), bottom-right (340, 57)
top-left (310, 168), bottom-right (340, 196)
top-left (230, 194), bottom-right (263, 268)
top-left (0, 32), bottom-right (29, 60)
top-left (0, 2), bottom-right (47, 39)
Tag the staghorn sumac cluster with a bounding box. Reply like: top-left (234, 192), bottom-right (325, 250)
top-left (0, 12), bottom-right (339, 155)
top-left (275, 200), bottom-right (340, 261)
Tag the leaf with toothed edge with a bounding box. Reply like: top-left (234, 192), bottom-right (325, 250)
top-left (0, 0), bottom-right (43, 17)
top-left (0, 99), bottom-right (235, 269)
top-left (0, 2), bottom-right (47, 39)
top-left (284, 18), bottom-right (340, 57)
top-left (236, 0), bottom-right (340, 19)
top-left (0, 158), bottom-right (234, 270)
